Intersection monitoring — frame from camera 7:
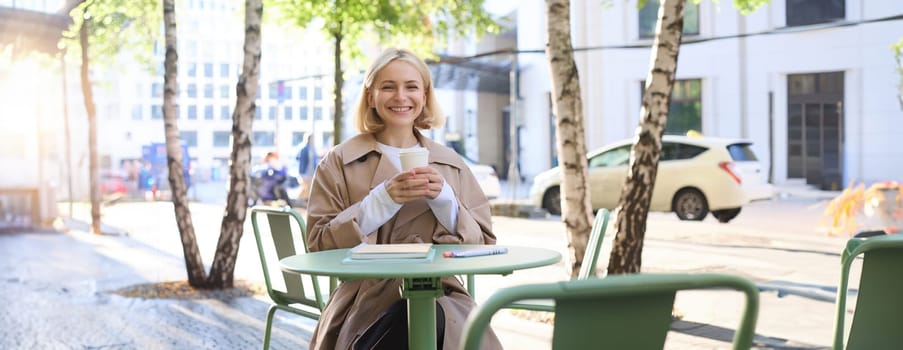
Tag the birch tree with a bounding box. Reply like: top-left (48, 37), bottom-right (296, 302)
top-left (161, 0), bottom-right (206, 286)
top-left (207, 0), bottom-right (262, 288)
top-left (608, 0), bottom-right (767, 274)
top-left (545, 0), bottom-right (594, 277)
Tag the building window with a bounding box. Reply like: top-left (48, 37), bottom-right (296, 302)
top-left (221, 106), bottom-right (231, 120)
top-left (298, 86), bottom-right (308, 100)
top-left (152, 105), bottom-right (163, 119)
top-left (284, 106), bottom-right (293, 120)
top-left (284, 86), bottom-right (293, 100)
top-left (204, 83), bottom-right (214, 98)
top-left (292, 131), bottom-right (307, 147)
top-left (187, 63), bottom-right (197, 77)
top-left (220, 63), bottom-right (230, 78)
top-left (254, 106), bottom-right (261, 120)
top-left (220, 84), bottom-right (230, 98)
top-left (187, 83), bottom-right (197, 98)
top-left (213, 131), bottom-right (231, 147)
top-left (314, 87), bottom-right (323, 101)
top-left (314, 107), bottom-right (323, 120)
top-left (132, 105), bottom-right (143, 120)
top-left (639, 0), bottom-right (699, 39)
top-left (204, 105), bottom-right (214, 120)
top-left (640, 79), bottom-right (702, 135)
top-left (786, 0), bottom-right (844, 27)
top-left (268, 106), bottom-right (277, 120)
top-left (151, 83), bottom-right (163, 98)
top-left (180, 131), bottom-right (198, 147)
top-left (187, 105), bottom-right (198, 120)
top-left (299, 106), bottom-right (308, 120)
top-left (253, 131), bottom-right (275, 147)
top-left (204, 63), bottom-right (214, 78)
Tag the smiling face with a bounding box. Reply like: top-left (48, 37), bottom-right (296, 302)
top-left (367, 60), bottom-right (426, 130)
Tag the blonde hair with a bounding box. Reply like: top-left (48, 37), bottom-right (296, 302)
top-left (353, 48), bottom-right (445, 134)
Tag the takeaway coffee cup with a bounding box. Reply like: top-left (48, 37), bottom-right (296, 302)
top-left (399, 148), bottom-right (429, 171)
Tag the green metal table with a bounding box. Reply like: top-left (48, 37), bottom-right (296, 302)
top-left (279, 244), bottom-right (561, 350)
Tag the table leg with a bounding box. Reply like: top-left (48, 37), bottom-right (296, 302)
top-left (403, 277), bottom-right (444, 350)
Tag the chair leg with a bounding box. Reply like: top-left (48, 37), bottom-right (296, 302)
top-left (263, 304), bottom-right (278, 350)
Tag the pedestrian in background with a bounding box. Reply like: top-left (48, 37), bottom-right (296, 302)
top-left (253, 151), bottom-right (288, 205)
top-left (304, 48), bottom-right (501, 350)
top-left (296, 134), bottom-right (318, 201)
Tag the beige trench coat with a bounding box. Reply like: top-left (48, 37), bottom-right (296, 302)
top-left (306, 132), bottom-right (503, 350)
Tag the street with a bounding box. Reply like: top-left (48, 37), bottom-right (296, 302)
top-left (59, 179), bottom-right (848, 349)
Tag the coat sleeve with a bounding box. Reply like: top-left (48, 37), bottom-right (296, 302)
top-left (305, 151), bottom-right (371, 252)
top-left (435, 163), bottom-right (496, 245)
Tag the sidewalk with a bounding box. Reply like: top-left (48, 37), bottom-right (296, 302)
top-left (1, 199), bottom-right (839, 349)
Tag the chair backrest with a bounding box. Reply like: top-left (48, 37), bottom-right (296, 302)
top-left (833, 234), bottom-right (903, 349)
top-left (576, 209), bottom-right (611, 280)
top-left (250, 205), bottom-right (330, 312)
top-left (462, 273), bottom-right (759, 350)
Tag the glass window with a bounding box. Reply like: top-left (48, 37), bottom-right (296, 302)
top-left (589, 146), bottom-right (631, 168)
top-left (662, 142), bottom-right (708, 161)
top-left (284, 106), bottom-right (293, 120)
top-left (221, 106), bottom-right (231, 120)
top-left (220, 84), bottom-right (230, 98)
top-left (180, 131), bottom-right (198, 147)
top-left (299, 106), bottom-right (308, 120)
top-left (132, 105), bottom-right (143, 120)
top-left (786, 0), bottom-right (844, 26)
top-left (298, 86), bottom-right (308, 100)
top-left (254, 106), bottom-right (261, 120)
top-left (204, 63), bottom-right (213, 77)
top-left (292, 131), bottom-right (307, 147)
top-left (269, 86), bottom-right (279, 99)
top-left (187, 63), bottom-right (197, 77)
top-left (641, 79), bottom-right (702, 135)
top-left (253, 131), bottom-right (275, 146)
top-left (284, 86), bottom-right (293, 100)
top-left (220, 63), bottom-right (230, 78)
top-left (151, 83), bottom-right (163, 98)
top-left (314, 107), bottom-right (323, 120)
top-left (213, 131), bottom-right (231, 147)
top-left (204, 83), bottom-right (214, 98)
top-left (152, 105), bottom-right (163, 119)
top-left (187, 106), bottom-right (198, 120)
top-left (639, 0), bottom-right (699, 39)
top-left (314, 87), bottom-right (323, 100)
top-left (187, 83), bottom-right (197, 98)
top-left (268, 106), bottom-right (277, 120)
top-left (727, 143), bottom-right (758, 161)
top-left (204, 105), bottom-right (214, 120)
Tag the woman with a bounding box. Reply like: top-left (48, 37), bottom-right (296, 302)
top-left (305, 48), bottom-right (502, 350)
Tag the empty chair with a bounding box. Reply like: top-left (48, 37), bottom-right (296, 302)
top-left (506, 209), bottom-right (610, 311)
top-left (250, 205), bottom-right (337, 349)
top-left (461, 273), bottom-right (759, 350)
top-left (833, 234), bottom-right (903, 349)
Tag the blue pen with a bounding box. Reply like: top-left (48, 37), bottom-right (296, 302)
top-left (443, 247), bottom-right (508, 258)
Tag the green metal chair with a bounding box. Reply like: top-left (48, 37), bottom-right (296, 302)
top-left (832, 233), bottom-right (903, 349)
top-left (461, 273), bottom-right (760, 350)
top-left (506, 208), bottom-right (610, 311)
top-left (250, 205), bottom-right (337, 349)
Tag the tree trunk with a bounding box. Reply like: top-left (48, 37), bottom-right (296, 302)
top-left (78, 19), bottom-right (101, 235)
top-left (545, 0), bottom-right (593, 278)
top-left (332, 28), bottom-right (343, 146)
top-left (162, 0), bottom-right (207, 287)
top-left (608, 0), bottom-right (685, 275)
top-left (207, 0), bottom-right (262, 288)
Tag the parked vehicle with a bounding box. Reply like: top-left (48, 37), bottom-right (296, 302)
top-left (100, 170), bottom-right (129, 196)
top-left (463, 157), bottom-right (501, 200)
top-left (528, 135), bottom-right (774, 222)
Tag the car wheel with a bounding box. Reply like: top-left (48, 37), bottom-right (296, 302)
top-left (542, 186), bottom-right (562, 216)
top-left (712, 207), bottom-right (742, 223)
top-left (673, 188), bottom-right (708, 221)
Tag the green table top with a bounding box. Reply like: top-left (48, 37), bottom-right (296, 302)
top-left (279, 244), bottom-right (562, 279)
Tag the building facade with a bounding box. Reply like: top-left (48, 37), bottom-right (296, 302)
top-left (507, 0), bottom-right (902, 190)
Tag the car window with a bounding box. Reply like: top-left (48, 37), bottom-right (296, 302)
top-left (661, 142), bottom-right (707, 161)
top-left (727, 143), bottom-right (758, 161)
top-left (589, 146), bottom-right (630, 168)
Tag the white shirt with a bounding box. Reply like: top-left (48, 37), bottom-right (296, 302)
top-left (357, 143), bottom-right (460, 236)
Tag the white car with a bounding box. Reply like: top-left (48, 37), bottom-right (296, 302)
top-left (529, 135), bottom-right (774, 223)
top-left (463, 157), bottom-right (501, 200)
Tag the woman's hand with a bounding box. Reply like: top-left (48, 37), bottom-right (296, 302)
top-left (385, 167), bottom-right (444, 203)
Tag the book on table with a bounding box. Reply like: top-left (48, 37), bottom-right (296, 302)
top-left (349, 243), bottom-right (433, 260)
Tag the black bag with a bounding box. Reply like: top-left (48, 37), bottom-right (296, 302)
top-left (353, 298), bottom-right (446, 350)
